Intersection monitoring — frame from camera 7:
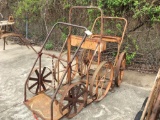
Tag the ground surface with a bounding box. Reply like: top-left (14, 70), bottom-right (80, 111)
top-left (0, 40), bottom-right (156, 120)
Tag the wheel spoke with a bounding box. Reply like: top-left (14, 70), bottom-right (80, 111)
top-left (29, 77), bottom-right (38, 81)
top-left (43, 71), bottom-right (52, 79)
top-left (76, 85), bottom-right (81, 97)
top-left (68, 105), bottom-right (73, 115)
top-left (36, 83), bottom-right (39, 93)
top-left (77, 99), bottom-right (84, 103)
top-left (62, 102), bottom-right (72, 111)
top-left (77, 90), bottom-right (86, 98)
top-left (41, 67), bottom-right (46, 76)
top-left (29, 82), bottom-right (38, 90)
top-left (35, 69), bottom-right (39, 78)
top-left (71, 88), bottom-right (75, 98)
top-left (43, 79), bottom-right (52, 83)
top-left (59, 61), bottom-right (66, 68)
top-left (74, 104), bottom-right (77, 113)
top-left (41, 82), bottom-right (46, 91)
top-left (64, 97), bottom-right (73, 102)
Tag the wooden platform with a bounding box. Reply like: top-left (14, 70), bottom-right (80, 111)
top-left (24, 93), bottom-right (68, 120)
top-left (70, 35), bottom-right (106, 51)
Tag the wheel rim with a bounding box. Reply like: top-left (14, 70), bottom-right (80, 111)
top-left (77, 49), bottom-right (92, 76)
top-left (54, 51), bottom-right (78, 83)
top-left (90, 61), bottom-right (113, 101)
top-left (115, 52), bottom-right (126, 87)
top-left (27, 67), bottom-right (52, 94)
top-left (59, 82), bottom-right (87, 118)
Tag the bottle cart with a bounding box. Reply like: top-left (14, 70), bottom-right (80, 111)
top-left (24, 6), bottom-right (127, 120)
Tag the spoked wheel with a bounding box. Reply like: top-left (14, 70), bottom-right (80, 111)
top-left (77, 49), bottom-right (93, 76)
top-left (59, 82), bottom-right (87, 118)
top-left (89, 61), bottom-right (113, 101)
top-left (54, 51), bottom-right (78, 82)
top-left (115, 52), bottom-right (126, 87)
top-left (27, 66), bottom-right (52, 94)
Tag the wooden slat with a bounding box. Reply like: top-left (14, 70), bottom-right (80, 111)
top-left (0, 20), bottom-right (14, 26)
top-left (70, 35), bottom-right (106, 51)
top-left (92, 34), bottom-right (121, 43)
top-left (0, 32), bottom-right (22, 38)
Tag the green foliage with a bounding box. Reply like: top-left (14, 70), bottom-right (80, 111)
top-left (125, 52), bottom-right (136, 64)
top-left (125, 38), bottom-right (139, 64)
top-left (45, 42), bottom-right (53, 50)
top-left (13, 0), bottom-right (45, 21)
top-left (97, 0), bottom-right (160, 22)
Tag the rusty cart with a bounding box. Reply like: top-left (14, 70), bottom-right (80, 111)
top-left (24, 6), bottom-right (127, 120)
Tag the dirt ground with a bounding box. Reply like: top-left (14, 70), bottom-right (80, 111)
top-left (0, 40), bottom-right (157, 120)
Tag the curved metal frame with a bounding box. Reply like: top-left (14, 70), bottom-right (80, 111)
top-left (24, 6), bottom-right (128, 120)
top-left (24, 22), bottom-right (89, 120)
top-left (91, 16), bottom-right (127, 66)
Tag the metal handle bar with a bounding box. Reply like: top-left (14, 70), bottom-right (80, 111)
top-left (69, 6), bottom-right (104, 35)
top-left (91, 16), bottom-right (127, 42)
top-left (24, 22), bottom-right (89, 101)
top-left (39, 22), bottom-right (88, 53)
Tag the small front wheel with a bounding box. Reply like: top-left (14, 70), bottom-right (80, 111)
top-left (27, 66), bottom-right (52, 94)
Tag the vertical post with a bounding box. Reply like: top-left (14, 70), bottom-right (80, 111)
top-left (25, 13), bottom-right (28, 39)
top-left (3, 38), bottom-right (5, 50)
top-left (39, 53), bottom-right (42, 93)
top-left (67, 36), bottom-right (71, 84)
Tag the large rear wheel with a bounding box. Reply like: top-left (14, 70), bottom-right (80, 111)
top-left (89, 61), bottom-right (114, 101)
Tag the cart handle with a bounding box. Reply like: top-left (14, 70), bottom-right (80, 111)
top-left (69, 6), bottom-right (104, 36)
top-left (39, 22), bottom-right (91, 54)
top-left (47, 22), bottom-right (91, 120)
top-left (91, 16), bottom-right (127, 43)
top-left (24, 22), bottom-right (91, 102)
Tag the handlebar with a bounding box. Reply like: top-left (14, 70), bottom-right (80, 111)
top-left (39, 22), bottom-right (90, 53)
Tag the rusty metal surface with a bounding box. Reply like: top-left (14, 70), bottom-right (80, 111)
top-left (115, 52), bottom-right (126, 87)
top-left (24, 92), bottom-right (68, 120)
top-left (59, 82), bottom-right (87, 118)
top-left (90, 61), bottom-right (114, 101)
top-left (23, 6), bottom-right (127, 120)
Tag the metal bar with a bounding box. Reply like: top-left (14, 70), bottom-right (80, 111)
top-left (51, 33), bottom-right (87, 120)
top-left (3, 38), bottom-right (5, 50)
top-left (39, 53), bottom-right (42, 92)
top-left (91, 16), bottom-right (127, 66)
top-left (24, 55), bottom-right (40, 101)
top-left (67, 35), bottom-right (71, 84)
top-left (69, 6), bottom-right (103, 37)
top-left (42, 52), bottom-right (67, 62)
top-left (39, 22), bottom-right (87, 54)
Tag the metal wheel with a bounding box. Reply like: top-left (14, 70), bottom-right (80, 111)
top-left (59, 82), bottom-right (87, 118)
top-left (77, 49), bottom-right (93, 76)
top-left (115, 52), bottom-right (126, 87)
top-left (27, 66), bottom-right (52, 94)
top-left (89, 61), bottom-right (113, 101)
top-left (54, 51), bottom-right (78, 82)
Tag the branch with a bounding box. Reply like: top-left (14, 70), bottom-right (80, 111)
top-left (127, 20), bottom-right (148, 33)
